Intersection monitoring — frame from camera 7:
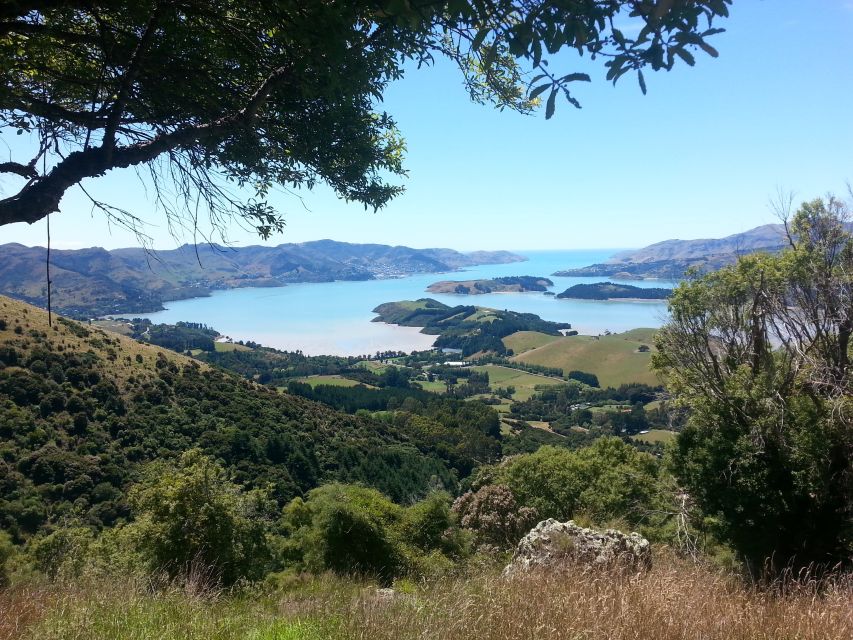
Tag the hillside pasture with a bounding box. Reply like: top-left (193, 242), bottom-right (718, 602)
top-left (511, 328), bottom-right (660, 387)
top-left (502, 330), bottom-right (562, 354)
top-left (214, 341), bottom-right (252, 353)
top-left (470, 364), bottom-right (566, 401)
top-left (295, 375), bottom-right (374, 388)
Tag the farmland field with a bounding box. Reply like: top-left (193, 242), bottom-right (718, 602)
top-left (510, 328), bottom-right (659, 387)
top-left (502, 330), bottom-right (562, 354)
top-left (295, 375), bottom-right (373, 388)
top-left (470, 364), bottom-right (566, 401)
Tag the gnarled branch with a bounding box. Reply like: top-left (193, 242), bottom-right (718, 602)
top-left (0, 64), bottom-right (290, 227)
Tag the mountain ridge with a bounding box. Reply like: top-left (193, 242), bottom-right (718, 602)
top-left (0, 240), bottom-right (525, 318)
top-left (554, 223), bottom-right (794, 280)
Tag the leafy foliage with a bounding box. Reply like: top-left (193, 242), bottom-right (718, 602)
top-left (279, 484), bottom-right (463, 584)
top-left (476, 438), bottom-right (667, 529)
top-left (124, 450), bottom-right (274, 585)
top-left (653, 196), bottom-right (853, 571)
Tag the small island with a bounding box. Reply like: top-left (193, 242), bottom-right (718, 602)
top-left (556, 282), bottom-right (672, 301)
top-left (427, 275), bottom-right (553, 295)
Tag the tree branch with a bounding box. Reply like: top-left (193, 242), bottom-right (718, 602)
top-left (103, 2), bottom-right (162, 151)
top-left (0, 161), bottom-right (38, 179)
top-left (0, 64), bottom-right (291, 227)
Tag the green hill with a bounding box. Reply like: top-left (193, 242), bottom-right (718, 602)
top-left (0, 296), bottom-right (458, 541)
top-left (372, 299), bottom-right (571, 356)
top-left (502, 331), bottom-right (562, 354)
top-left (509, 328), bottom-right (659, 387)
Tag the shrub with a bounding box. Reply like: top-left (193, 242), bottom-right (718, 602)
top-left (478, 438), bottom-right (666, 529)
top-left (280, 485), bottom-right (466, 584)
top-left (0, 530), bottom-right (14, 586)
top-left (125, 449), bottom-right (275, 585)
top-left (452, 485), bottom-right (538, 549)
top-left (281, 484), bottom-right (403, 585)
top-left (28, 526), bottom-right (95, 579)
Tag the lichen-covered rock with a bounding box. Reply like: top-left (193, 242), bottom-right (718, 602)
top-left (503, 519), bottom-right (651, 576)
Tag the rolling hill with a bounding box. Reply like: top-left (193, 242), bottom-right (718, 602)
top-left (0, 295), bottom-right (460, 540)
top-left (372, 299), bottom-right (571, 356)
top-left (507, 328), bottom-right (660, 387)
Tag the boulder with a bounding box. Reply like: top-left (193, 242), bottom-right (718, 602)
top-left (503, 518), bottom-right (651, 576)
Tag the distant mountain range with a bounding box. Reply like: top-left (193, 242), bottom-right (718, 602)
top-left (554, 224), bottom-right (792, 280)
top-left (0, 240), bottom-right (525, 317)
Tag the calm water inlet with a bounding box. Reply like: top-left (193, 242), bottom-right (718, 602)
top-left (134, 249), bottom-right (674, 356)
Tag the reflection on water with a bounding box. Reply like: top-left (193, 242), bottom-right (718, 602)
top-left (134, 249), bottom-right (674, 356)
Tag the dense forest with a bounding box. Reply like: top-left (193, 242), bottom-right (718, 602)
top-left (0, 299), bottom-right (479, 542)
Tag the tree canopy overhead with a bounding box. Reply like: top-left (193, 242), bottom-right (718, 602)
top-left (0, 0), bottom-right (731, 239)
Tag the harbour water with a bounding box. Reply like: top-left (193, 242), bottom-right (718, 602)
top-left (134, 249), bottom-right (675, 356)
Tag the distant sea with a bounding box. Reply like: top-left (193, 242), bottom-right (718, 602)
top-left (134, 249), bottom-right (675, 356)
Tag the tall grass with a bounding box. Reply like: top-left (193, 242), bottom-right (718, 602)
top-left (1, 556), bottom-right (850, 640)
top-left (340, 559), bottom-right (852, 640)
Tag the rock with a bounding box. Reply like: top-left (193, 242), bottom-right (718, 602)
top-left (503, 519), bottom-right (651, 576)
top-left (374, 587), bottom-right (397, 601)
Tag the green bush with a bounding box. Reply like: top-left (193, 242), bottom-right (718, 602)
top-left (280, 484), bottom-right (466, 584)
top-left (478, 438), bottom-right (666, 528)
top-left (124, 449), bottom-right (275, 585)
top-left (281, 484), bottom-right (403, 585)
top-left (27, 525), bottom-right (95, 579)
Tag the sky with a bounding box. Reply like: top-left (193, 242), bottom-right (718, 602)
top-left (2, 0), bottom-right (853, 252)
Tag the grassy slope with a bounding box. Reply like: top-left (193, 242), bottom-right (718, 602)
top-left (296, 375), bottom-right (374, 388)
top-left (511, 328), bottom-right (659, 387)
top-left (470, 364), bottom-right (566, 401)
top-left (502, 331), bottom-right (562, 354)
top-left (0, 296), bottom-right (206, 387)
top-left (214, 341), bottom-right (252, 353)
top-left (4, 559), bottom-right (849, 640)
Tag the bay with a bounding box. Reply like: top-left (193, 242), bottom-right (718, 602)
top-left (134, 249), bottom-right (675, 356)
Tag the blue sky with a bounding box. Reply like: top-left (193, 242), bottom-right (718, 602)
top-left (2, 0), bottom-right (853, 251)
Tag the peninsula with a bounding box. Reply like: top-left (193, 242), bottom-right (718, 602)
top-left (426, 276), bottom-right (553, 295)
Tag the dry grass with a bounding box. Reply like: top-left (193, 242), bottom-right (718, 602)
top-left (0, 295), bottom-right (207, 389)
top-left (2, 558), bottom-right (850, 640)
top-left (502, 330), bottom-right (562, 354)
top-left (339, 561), bottom-right (852, 640)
